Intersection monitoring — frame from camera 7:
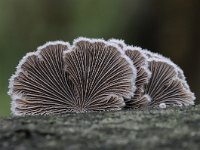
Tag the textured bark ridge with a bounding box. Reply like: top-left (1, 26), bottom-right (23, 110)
top-left (8, 37), bottom-right (195, 116)
top-left (0, 106), bottom-right (200, 150)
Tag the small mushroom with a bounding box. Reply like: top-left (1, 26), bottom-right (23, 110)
top-left (124, 46), bottom-right (151, 108)
top-left (63, 37), bottom-right (136, 112)
top-left (143, 49), bottom-right (190, 89)
top-left (143, 56), bottom-right (195, 108)
top-left (9, 41), bottom-right (73, 115)
top-left (108, 40), bottom-right (152, 108)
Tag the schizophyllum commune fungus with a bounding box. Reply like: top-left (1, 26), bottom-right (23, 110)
top-left (8, 37), bottom-right (195, 116)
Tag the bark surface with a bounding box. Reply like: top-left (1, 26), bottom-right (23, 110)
top-left (0, 106), bottom-right (200, 150)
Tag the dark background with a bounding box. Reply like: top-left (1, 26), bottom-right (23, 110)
top-left (0, 0), bottom-right (199, 116)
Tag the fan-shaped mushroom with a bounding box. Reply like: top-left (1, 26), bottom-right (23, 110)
top-left (9, 41), bottom-right (74, 115)
top-left (143, 55), bottom-right (195, 108)
top-left (108, 39), bottom-right (152, 108)
top-left (143, 49), bottom-right (190, 90)
top-left (123, 46), bottom-right (151, 108)
top-left (8, 37), bottom-right (195, 115)
top-left (8, 38), bottom-right (136, 115)
top-left (63, 38), bottom-right (136, 112)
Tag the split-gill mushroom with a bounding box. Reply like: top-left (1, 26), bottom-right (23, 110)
top-left (8, 37), bottom-right (195, 115)
top-left (124, 46), bottom-right (152, 109)
top-left (63, 38), bottom-right (137, 112)
top-left (142, 50), bottom-right (195, 108)
top-left (109, 39), bottom-right (152, 109)
top-left (8, 38), bottom-right (136, 115)
top-left (9, 41), bottom-right (72, 115)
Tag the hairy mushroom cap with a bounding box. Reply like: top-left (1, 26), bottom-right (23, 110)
top-left (123, 46), bottom-right (152, 108)
top-left (143, 51), bottom-right (195, 108)
top-left (63, 37), bottom-right (137, 112)
top-left (8, 38), bottom-right (137, 115)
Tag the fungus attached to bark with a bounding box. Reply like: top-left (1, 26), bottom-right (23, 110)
top-left (63, 38), bottom-right (136, 112)
top-left (8, 37), bottom-right (195, 115)
top-left (124, 46), bottom-right (151, 108)
top-left (143, 57), bottom-right (195, 108)
top-left (8, 38), bottom-right (136, 115)
top-left (108, 40), bottom-right (152, 108)
top-left (9, 41), bottom-right (73, 115)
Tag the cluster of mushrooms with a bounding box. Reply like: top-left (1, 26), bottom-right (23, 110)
top-left (8, 37), bottom-right (195, 115)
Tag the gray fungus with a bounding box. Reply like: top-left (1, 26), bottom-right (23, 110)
top-left (8, 37), bottom-right (195, 115)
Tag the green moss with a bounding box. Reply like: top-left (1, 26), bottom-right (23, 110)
top-left (0, 106), bottom-right (200, 150)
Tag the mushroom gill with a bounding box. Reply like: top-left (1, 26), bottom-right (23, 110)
top-left (144, 57), bottom-right (195, 108)
top-left (108, 40), bottom-right (152, 108)
top-left (8, 37), bottom-right (196, 115)
top-left (124, 46), bottom-right (151, 108)
top-left (9, 41), bottom-right (75, 115)
top-left (63, 38), bottom-right (136, 112)
top-left (8, 38), bottom-right (136, 115)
